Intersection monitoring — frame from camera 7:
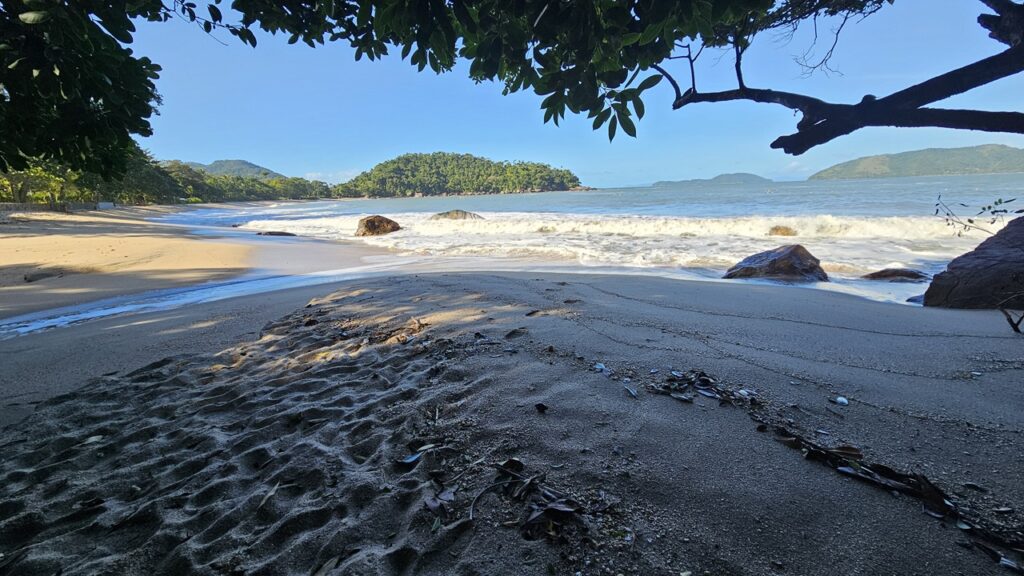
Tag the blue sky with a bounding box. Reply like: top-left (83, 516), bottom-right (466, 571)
top-left (131, 1), bottom-right (1024, 188)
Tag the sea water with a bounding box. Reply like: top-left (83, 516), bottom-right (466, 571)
top-left (159, 173), bottom-right (1024, 304)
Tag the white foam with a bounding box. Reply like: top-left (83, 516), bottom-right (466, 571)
top-left (239, 212), bottom-right (998, 277)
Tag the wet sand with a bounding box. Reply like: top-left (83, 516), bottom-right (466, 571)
top-left (1, 272), bottom-right (1021, 575)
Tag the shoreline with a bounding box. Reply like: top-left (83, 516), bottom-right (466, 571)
top-left (2, 206), bottom-right (1021, 574)
top-left (0, 207), bottom-right (254, 319)
top-left (0, 271), bottom-right (1019, 575)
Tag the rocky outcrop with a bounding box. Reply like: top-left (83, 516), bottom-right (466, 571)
top-left (256, 231), bottom-right (297, 237)
top-left (767, 225), bottom-right (798, 237)
top-left (861, 268), bottom-right (931, 282)
top-left (724, 245), bottom-right (829, 282)
top-left (924, 217), bottom-right (1024, 309)
top-left (355, 215), bottom-right (401, 237)
top-left (429, 210), bottom-right (484, 221)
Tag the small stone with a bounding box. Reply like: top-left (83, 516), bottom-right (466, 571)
top-left (834, 396), bottom-right (849, 406)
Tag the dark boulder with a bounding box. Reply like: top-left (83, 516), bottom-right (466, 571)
top-left (430, 210), bottom-right (484, 221)
top-left (861, 268), bottom-right (931, 282)
top-left (24, 269), bottom-right (64, 283)
top-left (724, 245), bottom-right (829, 282)
top-left (355, 215), bottom-right (401, 237)
top-left (256, 231), bottom-right (297, 237)
top-left (924, 216), bottom-right (1024, 309)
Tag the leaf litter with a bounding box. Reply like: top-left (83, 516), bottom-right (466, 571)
top-left (647, 366), bottom-right (1023, 573)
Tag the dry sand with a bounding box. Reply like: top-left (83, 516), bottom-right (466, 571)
top-left (1, 272), bottom-right (1021, 575)
top-left (0, 209), bottom-right (253, 318)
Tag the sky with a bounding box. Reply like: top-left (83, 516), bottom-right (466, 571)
top-left (130, 1), bottom-right (1024, 188)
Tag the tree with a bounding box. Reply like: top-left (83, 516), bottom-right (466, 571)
top-left (4, 0), bottom-right (1024, 178)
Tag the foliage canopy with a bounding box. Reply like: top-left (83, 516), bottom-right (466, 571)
top-left (0, 151), bottom-right (580, 205)
top-left (3, 0), bottom-right (1024, 177)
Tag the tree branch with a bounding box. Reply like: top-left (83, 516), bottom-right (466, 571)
top-left (673, 87), bottom-right (832, 115)
top-left (770, 45), bottom-right (1024, 153)
top-left (651, 64), bottom-right (683, 102)
top-left (774, 107), bottom-right (1024, 152)
top-left (673, 42), bottom-right (1024, 155)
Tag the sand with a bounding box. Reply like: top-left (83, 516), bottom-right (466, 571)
top-left (1, 271), bottom-right (1021, 575)
top-left (0, 209), bottom-right (253, 318)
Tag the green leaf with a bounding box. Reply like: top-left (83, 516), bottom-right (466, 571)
top-left (208, 4), bottom-right (222, 22)
top-left (621, 32), bottom-right (641, 46)
top-left (18, 11), bottom-right (50, 24)
top-left (608, 115), bottom-right (618, 141)
top-left (637, 75), bottom-right (663, 91)
top-left (618, 112), bottom-right (637, 137)
top-left (592, 108), bottom-right (611, 130)
top-left (638, 23), bottom-right (661, 45)
top-left (633, 97), bottom-right (645, 120)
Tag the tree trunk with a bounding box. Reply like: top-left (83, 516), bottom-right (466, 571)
top-left (14, 182), bottom-right (28, 203)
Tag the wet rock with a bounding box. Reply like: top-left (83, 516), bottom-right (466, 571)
top-left (256, 231), bottom-right (297, 237)
top-left (925, 217), bottom-right (1024, 308)
top-left (767, 225), bottom-right (798, 237)
top-left (906, 294), bottom-right (925, 304)
top-left (429, 210), bottom-right (484, 221)
top-left (862, 268), bottom-right (930, 282)
top-left (724, 245), bottom-right (828, 282)
top-left (355, 215), bottom-right (401, 237)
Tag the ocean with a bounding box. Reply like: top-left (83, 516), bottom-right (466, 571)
top-left (160, 173), bottom-right (1024, 304)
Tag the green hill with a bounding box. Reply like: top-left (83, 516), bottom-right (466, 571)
top-left (653, 173), bottom-right (772, 187)
top-left (174, 159), bottom-right (285, 180)
top-left (809, 144), bottom-right (1024, 180)
top-left (334, 152), bottom-right (582, 197)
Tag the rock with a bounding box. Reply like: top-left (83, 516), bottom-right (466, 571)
top-left (355, 215), bottom-right (401, 237)
top-left (256, 231), bottom-right (297, 237)
top-left (724, 245), bottom-right (829, 282)
top-left (924, 216), bottom-right (1024, 308)
top-left (23, 269), bottom-right (64, 283)
top-left (767, 225), bottom-right (798, 237)
top-left (906, 294), bottom-right (925, 304)
top-left (862, 268), bottom-right (931, 282)
top-left (429, 210), bottom-right (484, 221)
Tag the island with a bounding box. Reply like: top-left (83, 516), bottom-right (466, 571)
top-left (333, 152), bottom-right (582, 197)
top-left (809, 144), bottom-right (1024, 180)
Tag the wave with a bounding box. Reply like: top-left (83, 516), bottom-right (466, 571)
top-left (239, 212), bottom-right (998, 277)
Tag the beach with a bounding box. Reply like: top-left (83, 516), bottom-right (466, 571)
top-left (0, 209), bottom-right (254, 318)
top-left (0, 208), bottom-right (1022, 575)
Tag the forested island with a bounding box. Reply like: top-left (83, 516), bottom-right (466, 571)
top-left (0, 150), bottom-right (582, 205)
top-left (336, 153), bottom-right (581, 197)
top-left (810, 144), bottom-right (1024, 180)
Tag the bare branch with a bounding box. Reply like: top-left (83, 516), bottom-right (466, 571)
top-left (673, 87), bottom-right (831, 114)
top-left (651, 64), bottom-right (683, 102)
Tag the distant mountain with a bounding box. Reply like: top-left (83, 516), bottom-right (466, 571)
top-left (653, 173), bottom-right (772, 187)
top-left (810, 144), bottom-right (1024, 180)
top-left (174, 159), bottom-right (285, 180)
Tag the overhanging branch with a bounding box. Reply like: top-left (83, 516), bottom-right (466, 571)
top-left (671, 43), bottom-right (1024, 155)
top-left (663, 2), bottom-right (1024, 155)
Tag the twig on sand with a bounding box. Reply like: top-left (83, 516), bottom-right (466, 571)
top-left (999, 308), bottom-right (1023, 333)
top-left (446, 456), bottom-right (486, 485)
top-left (258, 479), bottom-right (282, 506)
top-left (468, 479), bottom-right (520, 520)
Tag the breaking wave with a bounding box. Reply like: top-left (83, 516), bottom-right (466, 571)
top-left (239, 212), bottom-right (998, 277)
